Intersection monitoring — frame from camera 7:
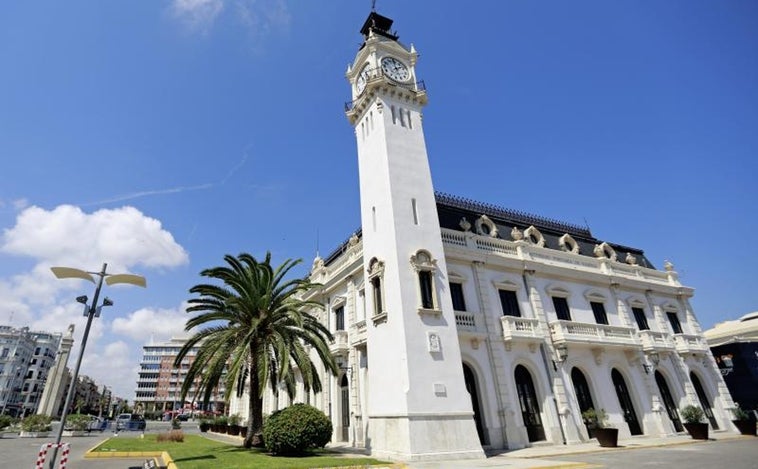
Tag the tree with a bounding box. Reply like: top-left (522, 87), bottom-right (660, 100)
top-left (175, 253), bottom-right (338, 448)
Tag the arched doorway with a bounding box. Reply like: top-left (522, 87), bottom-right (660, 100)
top-left (340, 374), bottom-right (350, 441)
top-left (690, 372), bottom-right (718, 429)
top-left (515, 365), bottom-right (546, 442)
top-left (571, 367), bottom-right (595, 436)
top-left (654, 371), bottom-right (683, 432)
top-left (611, 369), bottom-right (642, 435)
top-left (462, 363), bottom-right (486, 444)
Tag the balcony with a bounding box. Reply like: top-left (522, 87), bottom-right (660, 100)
top-left (501, 316), bottom-right (544, 349)
top-left (673, 333), bottom-right (709, 355)
top-left (330, 330), bottom-right (349, 355)
top-left (549, 320), bottom-right (641, 350)
top-left (350, 320), bottom-right (367, 346)
top-left (638, 330), bottom-right (676, 353)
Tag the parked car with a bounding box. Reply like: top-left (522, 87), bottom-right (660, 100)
top-left (115, 413), bottom-right (146, 431)
top-left (87, 416), bottom-right (109, 432)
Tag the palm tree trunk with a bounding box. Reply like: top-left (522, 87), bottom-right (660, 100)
top-left (243, 365), bottom-right (264, 448)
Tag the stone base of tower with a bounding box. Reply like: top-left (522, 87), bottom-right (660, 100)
top-left (367, 413), bottom-right (486, 462)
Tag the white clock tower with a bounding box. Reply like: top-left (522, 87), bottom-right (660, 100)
top-left (345, 11), bottom-right (485, 461)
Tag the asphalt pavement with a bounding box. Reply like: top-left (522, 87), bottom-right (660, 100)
top-left (0, 422), bottom-right (752, 469)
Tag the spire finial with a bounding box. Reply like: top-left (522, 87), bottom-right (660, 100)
top-left (371, 0), bottom-right (377, 12)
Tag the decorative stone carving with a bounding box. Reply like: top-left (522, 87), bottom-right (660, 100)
top-left (664, 260), bottom-right (674, 272)
top-left (511, 226), bottom-right (523, 241)
top-left (428, 332), bottom-right (441, 353)
top-left (625, 253), bottom-right (638, 265)
top-left (475, 215), bottom-right (498, 237)
top-left (459, 217), bottom-right (472, 232)
top-left (559, 233), bottom-right (579, 254)
top-left (593, 242), bottom-right (617, 262)
top-left (348, 233), bottom-right (360, 247)
top-left (591, 348), bottom-right (603, 365)
top-left (367, 257), bottom-right (384, 278)
top-left (410, 250), bottom-right (436, 272)
top-left (523, 226), bottom-right (545, 247)
top-left (312, 255), bottom-right (325, 271)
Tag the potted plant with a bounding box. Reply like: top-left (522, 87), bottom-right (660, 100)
top-left (198, 417), bottom-right (210, 433)
top-left (20, 414), bottom-right (52, 438)
top-left (681, 405), bottom-right (709, 440)
top-left (215, 415), bottom-right (228, 434)
top-left (581, 408), bottom-right (618, 447)
top-left (228, 414), bottom-right (241, 436)
top-left (731, 404), bottom-right (756, 436)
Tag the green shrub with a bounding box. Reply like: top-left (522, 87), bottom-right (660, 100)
top-left (681, 405), bottom-right (705, 424)
top-left (263, 403), bottom-right (332, 456)
top-left (20, 414), bottom-right (52, 432)
top-left (228, 413), bottom-right (241, 426)
top-left (581, 408), bottom-right (609, 429)
top-left (0, 414), bottom-right (18, 430)
top-left (65, 414), bottom-right (91, 431)
top-left (733, 403), bottom-right (750, 421)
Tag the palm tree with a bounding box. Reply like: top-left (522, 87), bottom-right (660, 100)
top-left (175, 252), bottom-right (338, 448)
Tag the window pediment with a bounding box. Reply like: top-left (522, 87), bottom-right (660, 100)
top-left (583, 289), bottom-right (607, 302)
top-left (493, 279), bottom-right (520, 291)
top-left (546, 284), bottom-right (571, 298)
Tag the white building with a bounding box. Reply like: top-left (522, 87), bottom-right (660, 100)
top-left (229, 10), bottom-right (738, 461)
top-left (0, 325), bottom-right (62, 417)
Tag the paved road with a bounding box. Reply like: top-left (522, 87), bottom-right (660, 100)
top-left (544, 438), bottom-right (758, 469)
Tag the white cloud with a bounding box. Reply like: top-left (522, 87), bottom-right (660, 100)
top-left (236, 0), bottom-right (291, 39)
top-left (112, 304), bottom-right (190, 343)
top-left (1, 204), bottom-right (188, 272)
top-left (170, 0), bottom-right (290, 40)
top-left (172, 0), bottom-right (224, 33)
top-left (0, 204), bottom-right (190, 400)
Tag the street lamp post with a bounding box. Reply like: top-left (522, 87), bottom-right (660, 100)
top-left (48, 263), bottom-right (146, 469)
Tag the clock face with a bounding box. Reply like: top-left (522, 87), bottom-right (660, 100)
top-left (381, 56), bottom-right (410, 82)
top-left (356, 64), bottom-right (370, 95)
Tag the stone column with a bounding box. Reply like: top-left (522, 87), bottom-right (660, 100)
top-left (37, 324), bottom-right (74, 418)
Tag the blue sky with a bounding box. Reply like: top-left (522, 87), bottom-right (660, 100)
top-left (1, 1), bottom-right (756, 399)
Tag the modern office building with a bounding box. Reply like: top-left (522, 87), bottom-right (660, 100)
top-left (228, 9), bottom-right (738, 462)
top-left (135, 337), bottom-right (225, 415)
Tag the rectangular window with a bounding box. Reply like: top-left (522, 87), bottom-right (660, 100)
top-left (590, 302), bottom-right (608, 325)
top-left (449, 282), bottom-right (466, 311)
top-left (498, 290), bottom-right (521, 317)
top-left (632, 307), bottom-right (649, 330)
top-left (419, 271), bottom-right (434, 309)
top-left (372, 277), bottom-right (383, 315)
top-left (667, 312), bottom-right (683, 334)
top-left (334, 306), bottom-right (345, 331)
top-left (552, 296), bottom-right (571, 321)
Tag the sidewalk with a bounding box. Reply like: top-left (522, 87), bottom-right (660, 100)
top-left (326, 430), bottom-right (747, 469)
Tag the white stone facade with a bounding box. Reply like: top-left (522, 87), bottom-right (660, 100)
top-left (230, 10), bottom-right (738, 461)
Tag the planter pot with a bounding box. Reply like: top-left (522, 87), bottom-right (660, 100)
top-left (199, 423), bottom-right (210, 433)
top-left (240, 426), bottom-right (247, 438)
top-left (228, 425), bottom-right (240, 436)
top-left (594, 428), bottom-right (619, 448)
top-left (219, 425), bottom-right (228, 434)
top-left (20, 431), bottom-right (50, 438)
top-left (684, 422), bottom-right (709, 440)
top-left (733, 420), bottom-right (756, 436)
